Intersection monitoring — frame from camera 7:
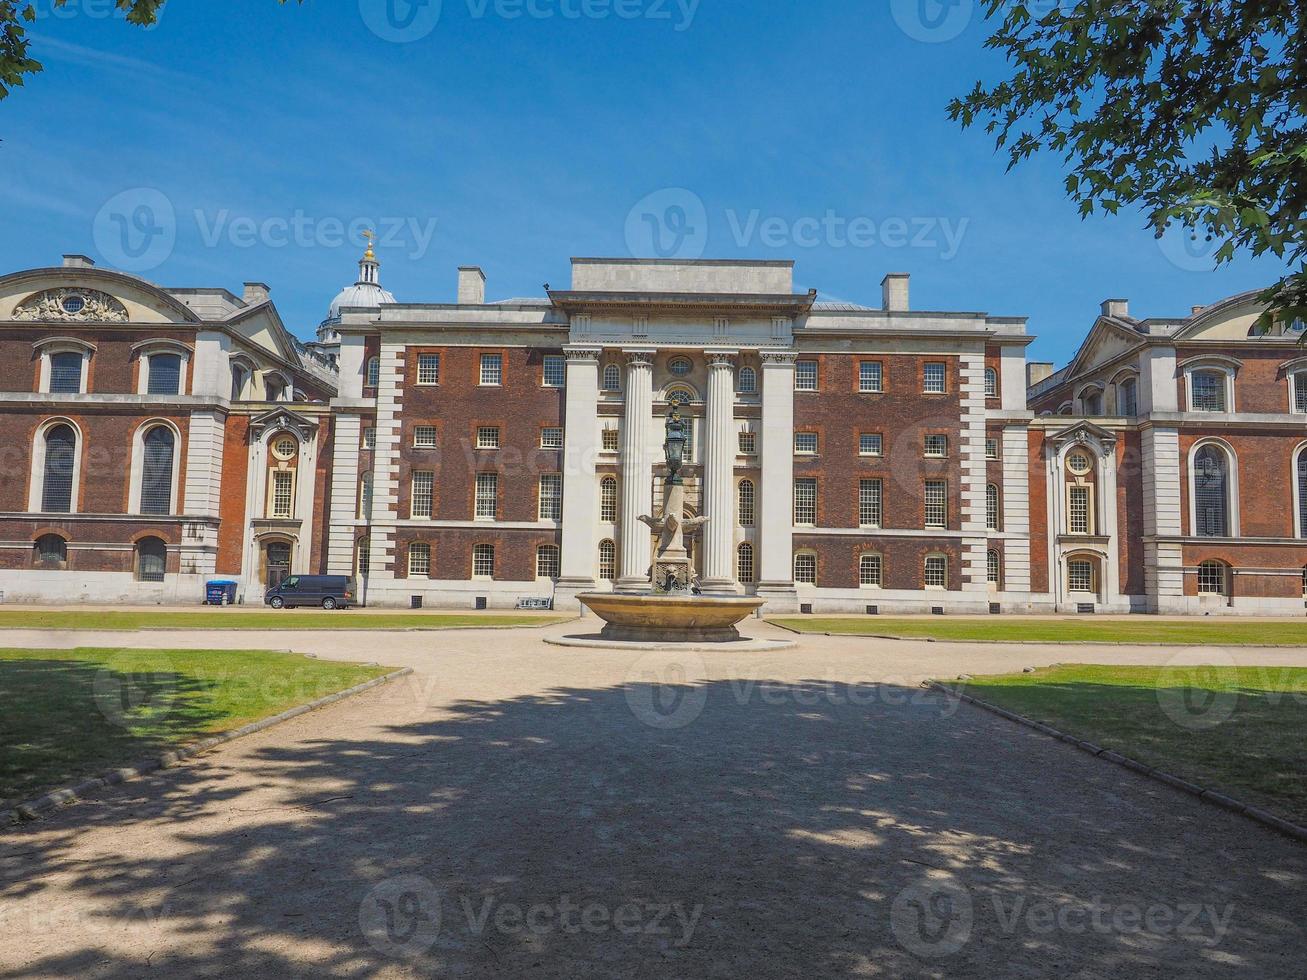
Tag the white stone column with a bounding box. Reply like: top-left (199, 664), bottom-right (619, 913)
top-left (701, 349), bottom-right (739, 591)
top-left (557, 347), bottom-right (601, 597)
top-left (326, 413), bottom-right (363, 576)
top-left (617, 350), bottom-right (655, 590)
top-left (757, 350), bottom-right (797, 606)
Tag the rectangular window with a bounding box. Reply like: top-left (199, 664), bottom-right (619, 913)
top-left (1119, 380), bottom-right (1138, 417)
top-left (362, 428), bottom-right (376, 451)
top-left (795, 360), bottom-right (818, 391)
top-left (859, 553), bottom-right (882, 587)
top-left (859, 433), bottom-right (883, 457)
top-left (472, 543), bottom-right (495, 578)
top-left (738, 431), bottom-right (757, 455)
top-left (1295, 375), bottom-right (1307, 414)
top-left (738, 480), bottom-right (756, 526)
top-left (417, 353), bottom-right (441, 385)
top-left (476, 426), bottom-right (500, 450)
top-left (542, 354), bottom-right (565, 387)
top-left (987, 550), bottom-right (1001, 585)
top-left (1190, 371), bottom-right (1226, 412)
top-left (986, 439), bottom-right (1000, 460)
top-left (541, 427), bottom-right (564, 449)
top-left (1197, 562), bottom-right (1226, 594)
top-left (925, 555), bottom-right (947, 588)
top-left (794, 553), bottom-right (817, 584)
top-left (480, 353), bottom-right (503, 386)
top-left (49, 353), bottom-right (83, 393)
top-left (408, 542), bottom-right (430, 577)
top-left (536, 546), bottom-right (560, 579)
top-left (923, 362), bottom-right (947, 393)
top-left (1068, 485), bottom-right (1091, 534)
top-left (147, 354), bottom-right (182, 395)
top-left (924, 434), bottom-right (948, 457)
top-left (413, 425), bottom-right (437, 449)
top-left (924, 480), bottom-right (947, 528)
top-left (1068, 559), bottom-right (1094, 593)
top-left (794, 478), bottom-right (817, 525)
top-left (475, 472), bottom-right (498, 519)
top-left (411, 471), bottom-right (434, 518)
top-left (859, 361), bottom-right (883, 393)
top-left (859, 479), bottom-right (882, 528)
top-left (602, 428), bottom-right (620, 452)
top-left (271, 470), bottom-right (294, 518)
top-left (986, 485), bottom-right (1000, 531)
top-left (538, 474), bottom-right (562, 521)
top-left (794, 432), bottom-right (818, 455)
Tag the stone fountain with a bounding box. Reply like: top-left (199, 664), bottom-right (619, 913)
top-left (573, 405), bottom-right (770, 645)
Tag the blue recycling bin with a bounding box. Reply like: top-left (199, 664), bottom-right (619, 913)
top-left (205, 580), bottom-right (238, 605)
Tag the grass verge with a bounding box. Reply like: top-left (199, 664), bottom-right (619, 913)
top-left (0, 647), bottom-right (391, 807)
top-left (770, 616), bottom-right (1307, 646)
top-left (953, 664), bottom-right (1307, 825)
top-left (0, 610), bottom-right (569, 631)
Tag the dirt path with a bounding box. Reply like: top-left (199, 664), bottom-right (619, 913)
top-left (1, 622), bottom-right (1303, 977)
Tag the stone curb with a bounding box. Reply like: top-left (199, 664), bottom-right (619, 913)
top-left (0, 621), bottom-right (573, 635)
top-left (925, 680), bottom-right (1307, 846)
top-left (3, 667), bottom-right (414, 828)
top-left (766, 624), bottom-right (1307, 650)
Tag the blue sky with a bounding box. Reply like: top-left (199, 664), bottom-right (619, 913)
top-left (0, 0), bottom-right (1290, 366)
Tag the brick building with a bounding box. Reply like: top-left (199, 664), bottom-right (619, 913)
top-left (1, 250), bottom-right (1303, 615)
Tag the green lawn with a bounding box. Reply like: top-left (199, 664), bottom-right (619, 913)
top-left (0, 610), bottom-right (569, 631)
top-left (953, 664), bottom-right (1307, 825)
top-left (770, 616), bottom-right (1307, 646)
top-left (0, 647), bottom-right (392, 807)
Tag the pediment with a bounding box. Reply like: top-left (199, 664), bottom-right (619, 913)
top-left (0, 267), bottom-right (199, 324)
top-left (1048, 420), bottom-right (1117, 457)
top-left (1065, 317), bottom-right (1144, 377)
top-left (248, 407), bottom-right (318, 441)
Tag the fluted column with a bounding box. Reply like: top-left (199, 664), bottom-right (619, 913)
top-left (757, 350), bottom-right (798, 606)
top-left (701, 349), bottom-right (739, 592)
top-left (557, 347), bottom-right (601, 597)
top-left (617, 350), bottom-right (655, 590)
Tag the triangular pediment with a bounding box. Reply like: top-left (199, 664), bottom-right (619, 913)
top-left (248, 406), bottom-right (318, 441)
top-left (1064, 317), bottom-right (1145, 378)
top-left (1048, 419), bottom-right (1117, 455)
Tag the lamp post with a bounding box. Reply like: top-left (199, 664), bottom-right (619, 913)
top-left (664, 405), bottom-right (687, 485)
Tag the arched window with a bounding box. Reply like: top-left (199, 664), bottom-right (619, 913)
top-left (602, 363), bottom-right (622, 392)
top-left (1080, 388), bottom-right (1102, 416)
top-left (34, 534), bottom-right (67, 568)
top-left (135, 537), bottom-right (167, 582)
top-left (1067, 557), bottom-right (1097, 594)
top-left (1301, 565), bottom-right (1307, 597)
top-left (147, 353), bottom-right (182, 395)
top-left (987, 550), bottom-right (1001, 587)
top-left (1193, 445), bottom-right (1231, 536)
top-left (359, 471), bottom-right (374, 520)
top-left (984, 367), bottom-right (998, 399)
top-left (738, 479), bottom-right (756, 526)
top-left (536, 544), bottom-right (560, 580)
top-left (600, 477), bottom-right (618, 523)
top-left (365, 357), bottom-right (380, 388)
top-left (738, 367), bottom-right (757, 394)
top-left (859, 552), bottom-right (882, 587)
top-left (230, 364), bottom-right (248, 401)
top-left (598, 539), bottom-right (616, 580)
top-left (1299, 449), bottom-right (1307, 538)
top-left (139, 426), bottom-right (176, 515)
top-left (356, 536), bottom-right (370, 576)
top-left (794, 551), bottom-right (817, 585)
top-left (41, 423), bottom-right (77, 513)
top-left (731, 542), bottom-right (754, 584)
top-left (1117, 377), bottom-right (1138, 416)
top-left (1197, 560), bottom-right (1230, 595)
top-left (986, 484), bottom-right (1000, 531)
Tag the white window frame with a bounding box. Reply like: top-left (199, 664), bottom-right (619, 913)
top-left (365, 356), bottom-right (380, 388)
top-left (1187, 439), bottom-right (1240, 537)
top-left (472, 543), bottom-right (496, 579)
top-left (793, 551), bottom-right (817, 585)
top-left (600, 477), bottom-right (619, 523)
top-left (536, 544), bottom-right (561, 580)
top-left (476, 426), bottom-right (501, 450)
top-left (413, 425), bottom-right (438, 449)
top-left (923, 362), bottom-right (946, 393)
top-left (859, 552), bottom-right (883, 588)
top-left (269, 469), bottom-right (296, 519)
top-left (858, 478), bottom-right (882, 528)
top-left (475, 472), bottom-right (498, 520)
top-left (986, 550), bottom-right (1001, 587)
top-left (924, 480), bottom-right (947, 528)
top-left (416, 353), bottom-right (441, 386)
top-left (1183, 361), bottom-right (1237, 413)
top-left (859, 361), bottom-right (883, 393)
top-left (540, 427), bottom-right (564, 449)
top-left (1067, 484), bottom-right (1093, 535)
top-left (1197, 560), bottom-right (1229, 595)
top-left (542, 354), bottom-right (566, 388)
top-left (601, 363), bottom-right (622, 392)
top-left (28, 417), bottom-right (84, 514)
top-left (408, 542), bottom-right (431, 577)
top-left (737, 366), bottom-right (757, 394)
top-left (737, 542), bottom-right (755, 584)
top-left (924, 553), bottom-right (948, 589)
top-left (411, 471), bottom-right (434, 519)
top-left (362, 427), bottom-right (376, 451)
top-left (795, 360), bottom-right (818, 391)
top-left (35, 338), bottom-right (94, 395)
top-left (538, 473), bottom-right (563, 521)
top-left (794, 432), bottom-right (819, 455)
top-left (601, 427), bottom-right (620, 453)
top-left (1283, 359), bottom-right (1307, 414)
top-left (738, 478), bottom-right (756, 527)
top-left (984, 367), bottom-right (998, 399)
top-left (859, 433), bottom-right (883, 457)
top-left (480, 353), bottom-right (503, 386)
top-left (598, 539), bottom-right (617, 580)
top-left (1067, 557), bottom-right (1096, 595)
top-left (738, 430), bottom-right (757, 455)
top-left (985, 438), bottom-right (1000, 460)
top-left (793, 478), bottom-right (817, 526)
top-left (128, 420), bottom-right (183, 516)
top-left (924, 434), bottom-right (948, 458)
top-left (133, 340), bottom-right (192, 397)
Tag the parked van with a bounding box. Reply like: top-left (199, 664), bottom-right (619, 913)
top-left (263, 575), bottom-right (356, 610)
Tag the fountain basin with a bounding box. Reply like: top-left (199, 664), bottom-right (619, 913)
top-left (578, 592), bottom-right (765, 643)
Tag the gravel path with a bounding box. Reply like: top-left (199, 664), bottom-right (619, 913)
top-left (1, 621), bottom-right (1303, 978)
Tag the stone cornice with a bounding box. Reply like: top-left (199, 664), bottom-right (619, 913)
top-left (547, 289), bottom-right (817, 317)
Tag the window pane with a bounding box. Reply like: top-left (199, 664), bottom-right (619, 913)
top-left (924, 435), bottom-right (947, 457)
top-left (473, 543), bottom-right (495, 577)
top-left (366, 357), bottom-right (380, 387)
top-left (924, 480), bottom-right (946, 527)
top-left (49, 353), bottom-right (83, 393)
top-left (137, 538), bottom-right (166, 582)
top-left (795, 361), bottom-right (818, 391)
top-left (413, 425), bottom-right (437, 448)
top-left (987, 550), bottom-right (1000, 584)
top-left (1068, 486), bottom-right (1090, 534)
top-left (412, 471), bottom-right (434, 518)
top-left (794, 478), bottom-right (817, 525)
top-left (924, 555), bottom-right (947, 587)
top-left (600, 478), bottom-right (618, 522)
top-left (859, 361), bottom-right (883, 393)
top-left (272, 470), bottom-right (294, 518)
top-left (140, 427), bottom-right (175, 515)
top-left (408, 543), bottom-right (430, 577)
top-left (859, 553), bottom-right (882, 586)
top-left (1068, 559), bottom-right (1093, 592)
top-left (537, 545), bottom-right (560, 579)
top-left (794, 432), bottom-right (818, 454)
top-left (737, 543), bottom-right (754, 583)
top-left (480, 353), bottom-right (503, 385)
top-left (986, 484), bottom-right (1000, 530)
top-left (924, 363), bottom-right (946, 393)
top-left (602, 364), bottom-right (622, 391)
top-left (477, 426), bottom-right (500, 449)
top-left (738, 367), bottom-right (757, 393)
top-left (539, 474), bottom-right (562, 520)
top-left (543, 355), bottom-right (565, 387)
top-left (1194, 447), bottom-right (1228, 535)
top-left (475, 473), bottom-right (498, 518)
top-left (1197, 561), bottom-right (1227, 594)
top-left (598, 539), bottom-right (616, 579)
top-left (738, 431), bottom-right (756, 454)
top-left (984, 368), bottom-right (998, 398)
top-left (417, 353), bottom-right (441, 384)
top-left (42, 425), bottom-right (76, 512)
top-left (859, 433), bottom-right (882, 456)
top-left (148, 354), bottom-right (182, 395)
top-left (1191, 372), bottom-right (1226, 411)
top-left (602, 428), bottom-right (620, 452)
top-left (859, 479), bottom-right (882, 527)
top-left (738, 479), bottom-right (755, 526)
top-left (794, 553), bottom-right (816, 584)
top-left (1120, 379), bottom-right (1138, 416)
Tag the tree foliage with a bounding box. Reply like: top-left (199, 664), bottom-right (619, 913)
top-left (950, 0), bottom-right (1306, 322)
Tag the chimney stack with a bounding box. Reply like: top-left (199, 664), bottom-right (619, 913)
top-left (1191, 305), bottom-right (1205, 316)
top-left (1027, 362), bottom-right (1055, 388)
top-left (881, 273), bottom-right (910, 312)
top-left (62, 254), bottom-right (95, 269)
top-left (458, 266), bottom-right (486, 305)
top-left (243, 282), bottom-right (271, 305)
top-left (1100, 298), bottom-right (1129, 318)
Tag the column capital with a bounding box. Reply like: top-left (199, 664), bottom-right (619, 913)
top-left (704, 349), bottom-right (738, 367)
top-left (563, 346), bottom-right (602, 361)
top-left (760, 349), bottom-right (798, 366)
top-left (623, 349), bottom-right (656, 367)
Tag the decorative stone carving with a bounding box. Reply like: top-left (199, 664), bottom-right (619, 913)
top-left (12, 288), bottom-right (129, 323)
top-left (760, 350), bottom-right (798, 365)
top-left (249, 407), bottom-right (318, 442)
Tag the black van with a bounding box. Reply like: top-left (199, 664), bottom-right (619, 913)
top-left (264, 575), bottom-right (356, 610)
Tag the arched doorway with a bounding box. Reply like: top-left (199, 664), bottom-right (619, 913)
top-left (261, 538), bottom-right (293, 588)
